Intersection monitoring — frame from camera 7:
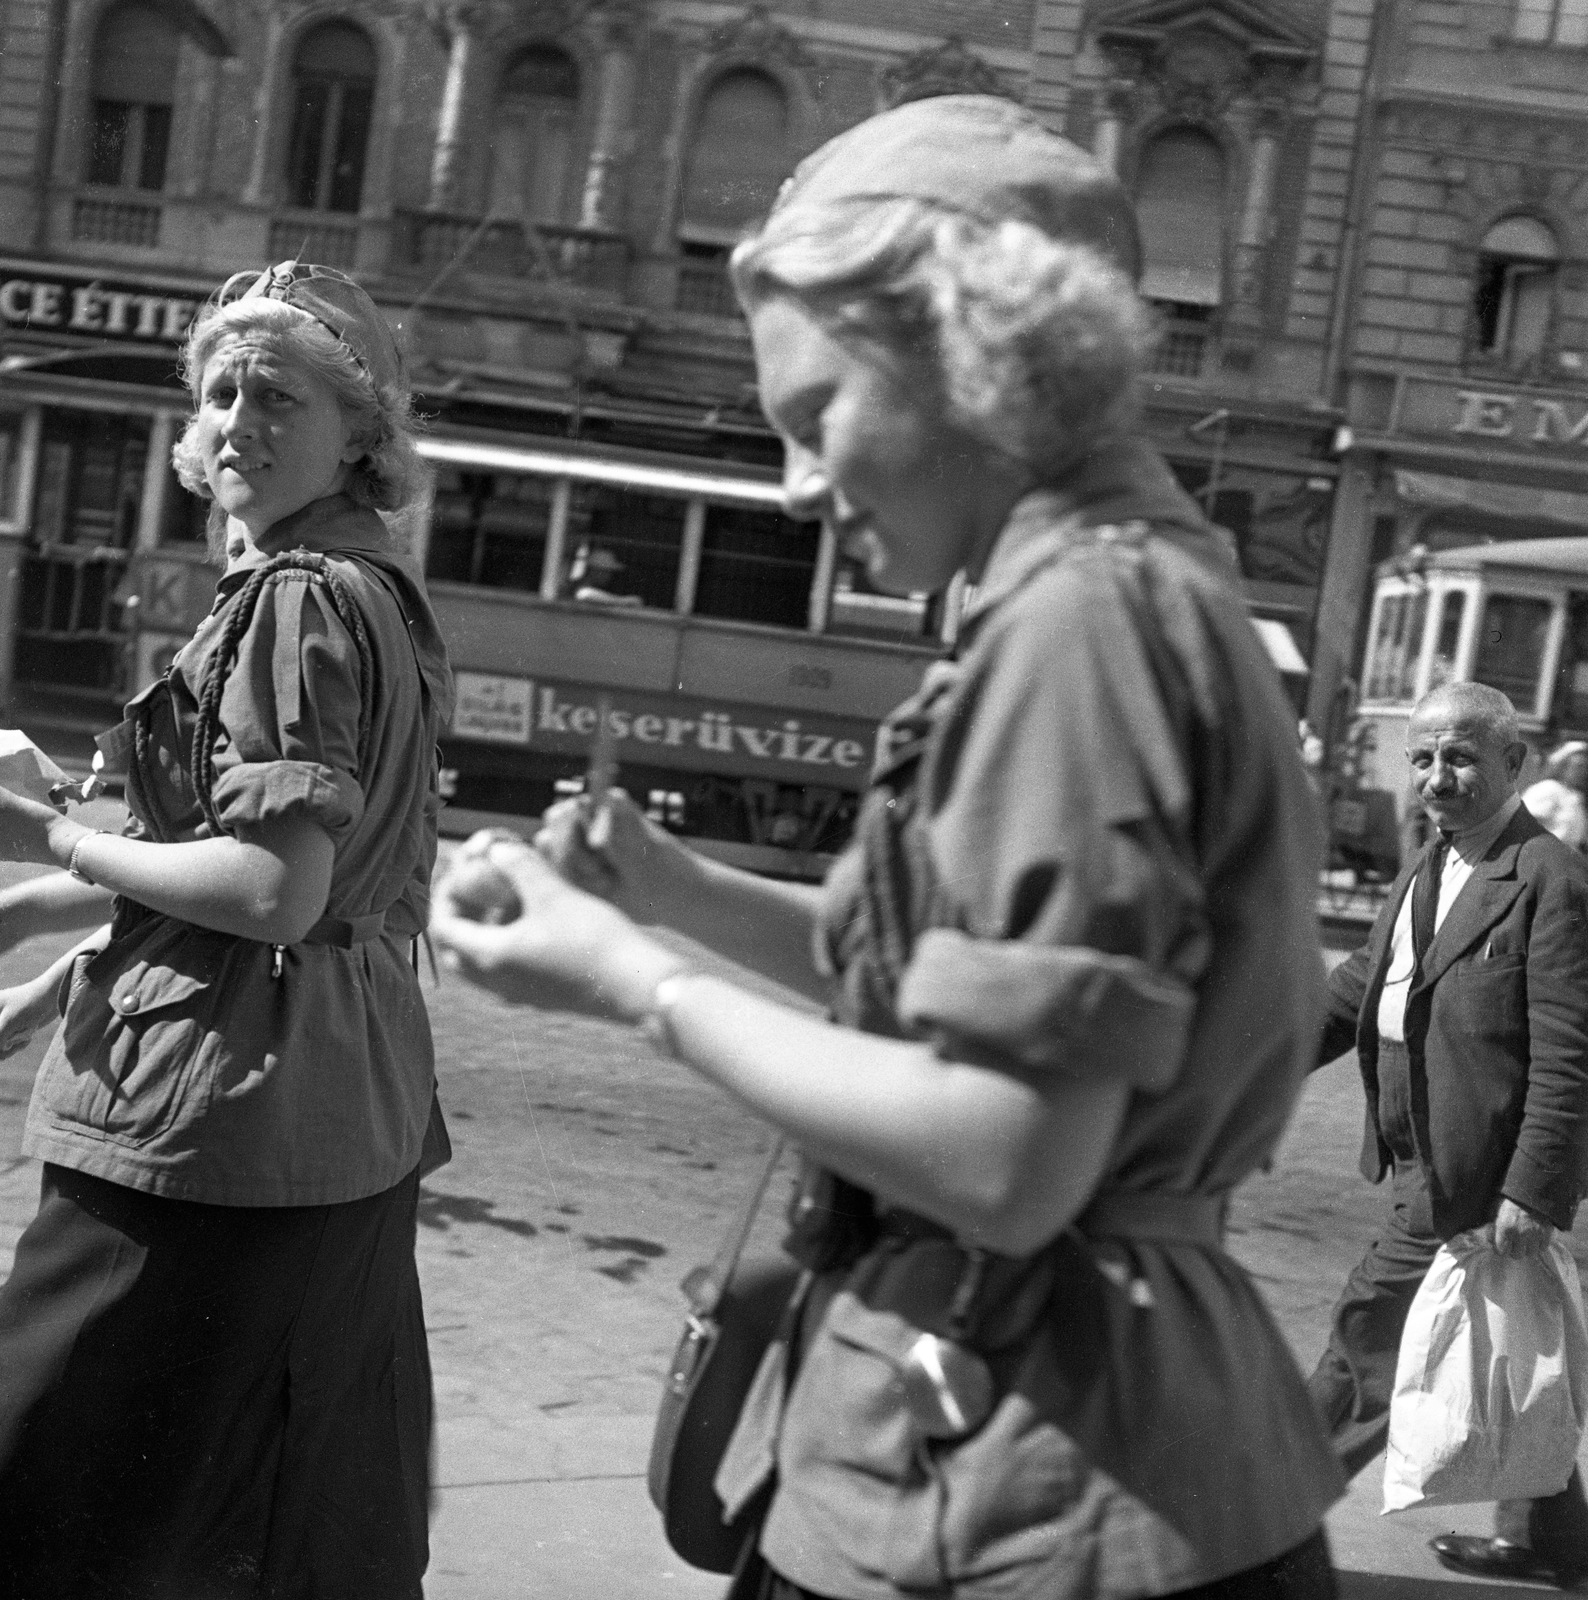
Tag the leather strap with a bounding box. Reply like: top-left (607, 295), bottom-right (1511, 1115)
top-left (1076, 1191), bottom-right (1226, 1248)
top-left (683, 1140), bottom-right (786, 1318)
top-left (301, 910), bottom-right (389, 946)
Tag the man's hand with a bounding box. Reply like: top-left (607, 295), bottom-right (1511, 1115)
top-left (1493, 1197), bottom-right (1555, 1258)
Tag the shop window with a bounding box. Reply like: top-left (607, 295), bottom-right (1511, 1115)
top-left (158, 465), bottom-right (212, 546)
top-left (1474, 592), bottom-right (1552, 711)
top-left (426, 468), bottom-right (554, 592)
top-left (1473, 217), bottom-right (1558, 362)
top-left (677, 70), bottom-right (790, 312)
top-left (1135, 129), bottom-right (1226, 370)
top-left (694, 505), bottom-right (819, 628)
top-left (286, 22), bottom-right (376, 213)
top-left (0, 413), bottom-right (23, 524)
top-left (1511, 0), bottom-right (1588, 45)
top-left (487, 47), bottom-right (579, 225)
top-left (1363, 589), bottom-right (1427, 704)
top-left (85, 2), bottom-right (178, 191)
top-left (562, 484), bottom-right (684, 609)
top-left (1552, 592), bottom-right (1588, 728)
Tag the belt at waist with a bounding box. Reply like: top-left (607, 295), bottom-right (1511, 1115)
top-left (300, 910), bottom-right (389, 946)
top-left (878, 1191), bottom-right (1226, 1252)
top-left (1075, 1191), bottom-right (1226, 1248)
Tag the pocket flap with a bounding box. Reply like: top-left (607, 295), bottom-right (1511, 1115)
top-left (104, 959), bottom-right (213, 1018)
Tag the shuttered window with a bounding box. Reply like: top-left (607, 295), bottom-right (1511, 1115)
top-left (679, 70), bottom-right (790, 236)
top-left (1474, 216), bottom-right (1558, 360)
top-left (86, 3), bottom-right (178, 190)
top-left (1135, 129), bottom-right (1226, 307)
top-left (488, 48), bottom-right (579, 225)
top-left (286, 22), bottom-right (376, 213)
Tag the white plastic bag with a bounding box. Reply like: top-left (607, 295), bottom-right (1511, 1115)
top-left (1384, 1229), bottom-right (1588, 1511)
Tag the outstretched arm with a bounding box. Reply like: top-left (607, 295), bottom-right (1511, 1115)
top-left (0, 871), bottom-right (114, 955)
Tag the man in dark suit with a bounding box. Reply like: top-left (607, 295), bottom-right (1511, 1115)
top-left (1312, 680), bottom-right (1588, 1586)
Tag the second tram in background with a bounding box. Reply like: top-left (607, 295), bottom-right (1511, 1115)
top-left (1336, 537), bottom-right (1588, 876)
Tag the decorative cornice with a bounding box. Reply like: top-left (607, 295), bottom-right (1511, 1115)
top-left (879, 36), bottom-right (1006, 108)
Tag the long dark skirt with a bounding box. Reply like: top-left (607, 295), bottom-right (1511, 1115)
top-left (0, 1161), bottom-right (432, 1600)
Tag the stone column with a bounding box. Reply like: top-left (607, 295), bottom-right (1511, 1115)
top-left (243, 12), bottom-right (288, 206)
top-left (1232, 106), bottom-right (1284, 314)
top-left (1091, 80), bottom-right (1131, 175)
top-left (578, 36), bottom-right (638, 232)
top-left (427, 7), bottom-right (482, 213)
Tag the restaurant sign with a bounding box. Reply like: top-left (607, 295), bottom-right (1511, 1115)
top-left (1392, 375), bottom-right (1588, 453)
top-left (0, 261), bottom-right (203, 345)
top-left (451, 671), bottom-right (877, 788)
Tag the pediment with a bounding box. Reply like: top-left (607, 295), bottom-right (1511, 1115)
top-left (1093, 0), bottom-right (1321, 62)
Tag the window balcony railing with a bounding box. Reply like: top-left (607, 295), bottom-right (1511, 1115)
top-left (675, 250), bottom-right (739, 318)
top-left (1146, 324), bottom-right (1211, 380)
top-left (268, 212), bottom-right (359, 269)
top-left (392, 211), bottom-right (629, 297)
top-left (72, 192), bottom-right (161, 248)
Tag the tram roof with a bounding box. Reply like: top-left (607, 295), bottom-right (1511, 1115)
top-left (1418, 537), bottom-right (1588, 580)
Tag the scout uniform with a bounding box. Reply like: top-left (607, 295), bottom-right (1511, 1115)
top-left (717, 441), bottom-right (1345, 1599)
top-left (0, 486), bottom-right (453, 1595)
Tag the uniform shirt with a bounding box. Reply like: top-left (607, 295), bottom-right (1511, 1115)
top-left (24, 495), bottom-right (455, 1206)
top-left (745, 441), bottom-right (1344, 1600)
top-left (1376, 795), bottom-right (1522, 1044)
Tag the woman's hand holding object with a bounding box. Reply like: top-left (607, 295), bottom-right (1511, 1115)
top-left (0, 784), bottom-right (82, 867)
top-left (535, 789), bottom-right (694, 922)
top-left (431, 833), bottom-right (678, 1021)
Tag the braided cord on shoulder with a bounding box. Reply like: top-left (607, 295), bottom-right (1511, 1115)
top-left (189, 551), bottom-right (376, 837)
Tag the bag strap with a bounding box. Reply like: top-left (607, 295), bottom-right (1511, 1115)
top-left (682, 1139), bottom-right (786, 1318)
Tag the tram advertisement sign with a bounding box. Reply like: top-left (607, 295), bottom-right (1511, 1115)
top-left (450, 671), bottom-right (877, 788)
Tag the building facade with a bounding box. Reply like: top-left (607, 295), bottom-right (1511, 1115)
top-left (0, 0), bottom-right (1392, 852)
top-left (1310, 0), bottom-right (1588, 746)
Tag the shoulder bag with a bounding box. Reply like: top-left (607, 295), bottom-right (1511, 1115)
top-left (648, 1139), bottom-right (801, 1573)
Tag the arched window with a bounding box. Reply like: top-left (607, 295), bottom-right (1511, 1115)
top-left (1134, 128), bottom-right (1227, 379)
top-left (487, 47), bottom-right (579, 225)
top-left (285, 21), bottom-right (376, 213)
top-left (1135, 128), bottom-right (1227, 308)
top-left (676, 70), bottom-right (790, 312)
top-left (1473, 216), bottom-right (1558, 361)
top-left (85, 2), bottom-right (179, 190)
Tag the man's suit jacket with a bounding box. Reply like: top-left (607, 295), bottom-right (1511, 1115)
top-left (1320, 804), bottom-right (1588, 1237)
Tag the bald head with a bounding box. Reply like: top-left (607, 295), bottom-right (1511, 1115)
top-left (1413, 681), bottom-right (1519, 748)
top-left (1406, 682), bottom-right (1527, 835)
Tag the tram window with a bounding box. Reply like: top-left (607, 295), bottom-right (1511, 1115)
top-left (1363, 589), bottom-right (1426, 702)
top-left (1553, 593), bottom-right (1588, 730)
top-left (561, 483), bottom-right (684, 609)
top-left (827, 556), bottom-right (933, 641)
top-left (426, 468), bottom-right (552, 593)
top-left (1427, 590), bottom-right (1468, 692)
top-left (694, 505), bottom-right (818, 629)
top-left (1473, 593), bottom-right (1552, 710)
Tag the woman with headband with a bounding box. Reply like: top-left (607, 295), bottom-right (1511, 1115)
top-left (434, 97), bottom-right (1344, 1600)
top-left (0, 261), bottom-right (453, 1598)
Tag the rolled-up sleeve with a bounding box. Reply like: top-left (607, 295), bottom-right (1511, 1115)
top-left (207, 572), bottom-right (365, 842)
top-left (910, 551), bottom-right (1212, 1090)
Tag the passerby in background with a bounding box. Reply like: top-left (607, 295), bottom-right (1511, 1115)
top-left (433, 95), bottom-right (1343, 1600)
top-left (1523, 737), bottom-right (1588, 853)
top-left (1310, 682), bottom-right (1588, 1587)
top-left (0, 261), bottom-right (453, 1599)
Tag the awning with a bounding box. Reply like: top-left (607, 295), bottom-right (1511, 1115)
top-left (1394, 467), bottom-right (1588, 530)
top-left (1252, 616), bottom-right (1308, 676)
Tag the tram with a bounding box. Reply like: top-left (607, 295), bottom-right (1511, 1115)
top-left (123, 427), bottom-right (949, 879)
top-left (1341, 537), bottom-right (1588, 874)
